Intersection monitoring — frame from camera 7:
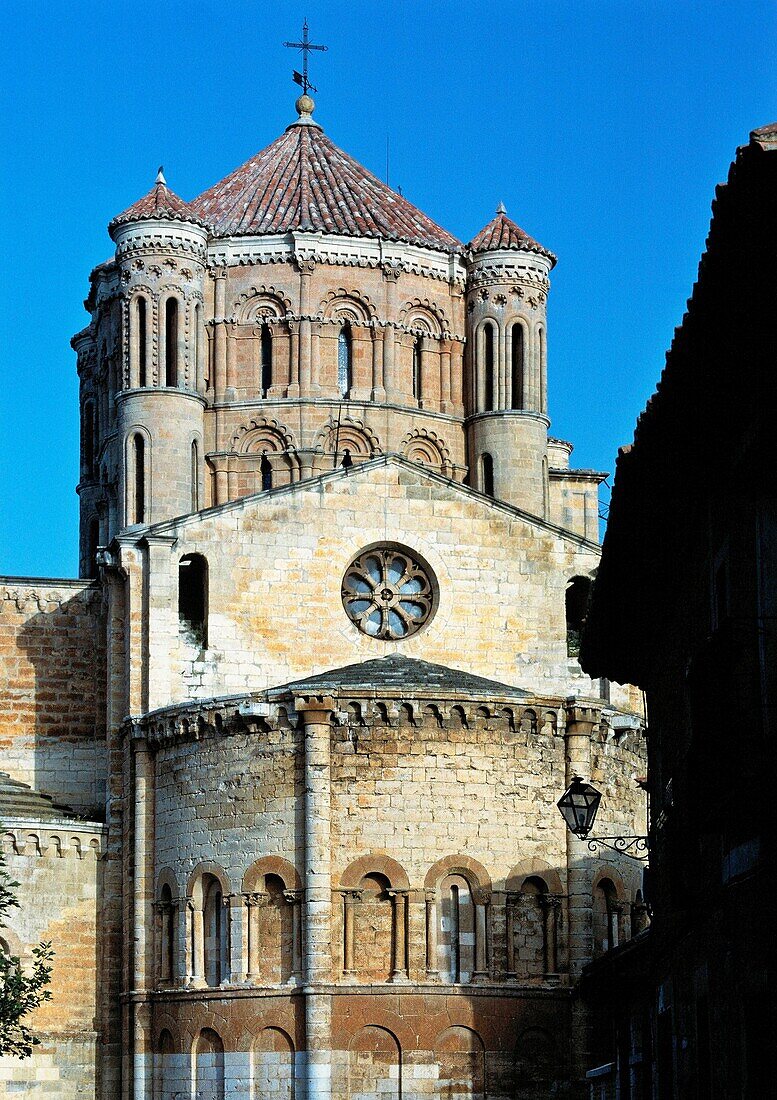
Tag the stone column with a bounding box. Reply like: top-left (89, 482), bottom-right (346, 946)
top-left (498, 325), bottom-right (508, 408)
top-left (382, 263), bottom-right (401, 401)
top-left (212, 269), bottom-right (227, 399)
top-left (180, 898), bottom-right (193, 984)
top-left (505, 894), bottom-right (517, 978)
top-left (342, 890), bottom-right (359, 979)
top-left (158, 902), bottom-right (172, 983)
top-left (299, 697), bottom-right (335, 1100)
top-left (450, 338), bottom-right (465, 416)
top-left (565, 701), bottom-right (599, 1083)
top-left (287, 320), bottom-right (300, 398)
top-left (425, 889), bottom-right (439, 979)
top-left (283, 890), bottom-right (303, 982)
top-left (371, 330), bottom-right (386, 402)
top-left (540, 894), bottom-right (561, 978)
top-left (440, 337), bottom-right (452, 413)
top-left (130, 736), bottom-right (154, 1100)
top-left (191, 904), bottom-right (205, 988)
top-left (226, 893), bottom-right (241, 984)
top-left (296, 260), bottom-right (315, 396)
top-left (224, 322), bottom-right (236, 400)
top-left (473, 891), bottom-right (490, 981)
top-left (244, 892), bottom-right (264, 981)
top-left (310, 319), bottom-right (322, 391)
top-left (389, 890), bottom-right (409, 981)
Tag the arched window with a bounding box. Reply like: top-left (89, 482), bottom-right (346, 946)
top-left (137, 297), bottom-right (148, 387)
top-left (566, 576), bottom-right (592, 656)
top-left (194, 1029), bottom-right (225, 1100)
top-left (132, 433), bottom-right (145, 524)
top-left (260, 323), bottom-right (273, 396)
top-left (87, 516), bottom-right (99, 579)
top-left (511, 323), bottom-right (523, 409)
top-left (481, 452), bottom-right (494, 497)
top-left (438, 874), bottom-right (475, 983)
top-left (179, 554), bottom-right (208, 648)
top-left (484, 322), bottom-right (495, 411)
top-left (338, 323), bottom-right (353, 398)
top-left (353, 873), bottom-right (393, 981)
top-left (165, 298), bottom-right (178, 387)
top-left (191, 440), bottom-right (199, 512)
top-left (412, 336), bottom-right (423, 401)
top-left (203, 877), bottom-right (226, 987)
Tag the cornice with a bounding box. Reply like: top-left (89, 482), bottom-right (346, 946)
top-left (206, 231), bottom-right (468, 288)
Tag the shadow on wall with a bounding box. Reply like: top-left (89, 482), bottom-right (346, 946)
top-left (3, 584), bottom-right (107, 818)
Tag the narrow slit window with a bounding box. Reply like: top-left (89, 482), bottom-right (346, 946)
top-left (338, 324), bottom-right (353, 398)
top-left (484, 323), bottom-right (495, 411)
top-left (191, 440), bottom-right (199, 512)
top-left (261, 324), bottom-right (273, 396)
top-left (511, 324), bottom-right (523, 409)
top-left (412, 336), bottom-right (422, 401)
top-left (179, 553), bottom-right (208, 648)
top-left (165, 298), bottom-right (178, 387)
top-left (137, 297), bottom-right (147, 387)
top-left (132, 433), bottom-right (145, 524)
top-left (566, 575), bottom-right (592, 657)
top-left (482, 452), bottom-right (494, 497)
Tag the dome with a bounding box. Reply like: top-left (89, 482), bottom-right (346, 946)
top-left (189, 119), bottom-right (461, 252)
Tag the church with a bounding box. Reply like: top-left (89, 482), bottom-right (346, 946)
top-left (0, 84), bottom-right (647, 1099)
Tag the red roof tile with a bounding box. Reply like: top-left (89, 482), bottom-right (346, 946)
top-left (189, 120), bottom-right (461, 252)
top-left (109, 170), bottom-right (205, 236)
top-left (468, 207), bottom-right (555, 265)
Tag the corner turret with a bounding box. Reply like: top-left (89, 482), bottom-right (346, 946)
top-left (464, 207), bottom-right (556, 515)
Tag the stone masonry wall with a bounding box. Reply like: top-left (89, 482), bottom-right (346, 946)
top-left (132, 460), bottom-right (629, 711)
top-left (0, 821), bottom-right (105, 1100)
top-left (0, 580), bottom-right (106, 814)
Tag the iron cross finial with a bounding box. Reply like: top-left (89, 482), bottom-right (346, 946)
top-left (283, 18), bottom-right (328, 95)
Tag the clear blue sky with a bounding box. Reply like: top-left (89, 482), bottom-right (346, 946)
top-left (0, 0), bottom-right (774, 577)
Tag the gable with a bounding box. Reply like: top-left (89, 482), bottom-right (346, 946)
top-left (120, 456), bottom-right (601, 711)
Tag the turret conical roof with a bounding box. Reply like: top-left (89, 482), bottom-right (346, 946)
top-left (468, 207), bottom-right (556, 266)
top-left (108, 168), bottom-right (206, 237)
top-left (189, 113), bottom-right (461, 252)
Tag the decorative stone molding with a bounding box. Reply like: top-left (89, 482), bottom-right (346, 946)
top-left (314, 413), bottom-right (382, 458)
top-left (230, 416), bottom-right (297, 456)
top-left (0, 582), bottom-right (99, 614)
top-left (400, 427), bottom-right (453, 474)
top-left (317, 287), bottom-right (378, 323)
top-left (233, 285), bottom-right (293, 323)
top-left (1, 824), bottom-right (105, 859)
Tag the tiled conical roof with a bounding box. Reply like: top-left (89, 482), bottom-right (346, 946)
top-left (109, 168), bottom-right (206, 237)
top-left (190, 115), bottom-right (461, 251)
top-left (468, 205), bottom-right (556, 266)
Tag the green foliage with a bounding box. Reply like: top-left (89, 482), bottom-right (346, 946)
top-left (0, 852), bottom-right (53, 1059)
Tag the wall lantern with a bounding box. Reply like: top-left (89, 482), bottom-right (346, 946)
top-left (557, 776), bottom-right (649, 860)
top-left (557, 775), bottom-right (602, 838)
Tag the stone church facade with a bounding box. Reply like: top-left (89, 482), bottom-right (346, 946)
top-left (0, 94), bottom-right (646, 1098)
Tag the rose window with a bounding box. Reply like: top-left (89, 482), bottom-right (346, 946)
top-left (342, 546), bottom-right (436, 640)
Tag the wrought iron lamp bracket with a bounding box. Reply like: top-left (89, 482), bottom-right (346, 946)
top-left (586, 835), bottom-right (649, 861)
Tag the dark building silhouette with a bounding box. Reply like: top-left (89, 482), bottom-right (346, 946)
top-left (580, 123), bottom-right (776, 1098)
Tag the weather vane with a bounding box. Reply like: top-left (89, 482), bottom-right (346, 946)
top-left (283, 18), bottom-right (328, 95)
